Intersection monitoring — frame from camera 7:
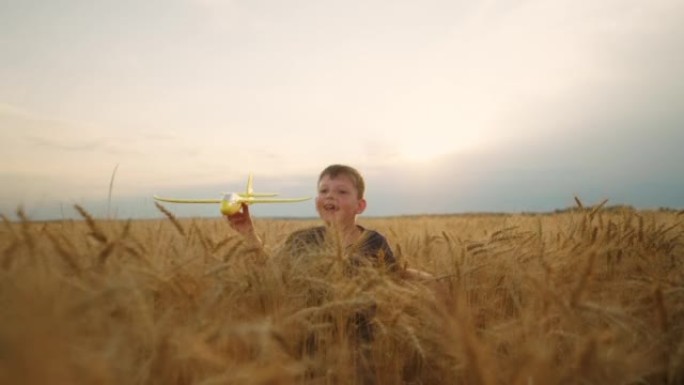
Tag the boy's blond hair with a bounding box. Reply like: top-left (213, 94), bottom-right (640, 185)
top-left (318, 164), bottom-right (366, 199)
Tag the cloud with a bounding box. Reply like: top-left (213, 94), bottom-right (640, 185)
top-left (362, 138), bottom-right (684, 216)
top-left (0, 106), bottom-right (143, 158)
top-left (140, 132), bottom-right (179, 142)
top-left (26, 136), bottom-right (110, 152)
top-left (24, 135), bottom-right (146, 157)
top-left (2, 1), bottom-right (683, 220)
top-left (0, 103), bottom-right (33, 117)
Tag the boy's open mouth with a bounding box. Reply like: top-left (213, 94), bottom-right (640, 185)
top-left (323, 203), bottom-right (337, 211)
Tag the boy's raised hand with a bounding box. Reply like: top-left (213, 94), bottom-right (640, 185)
top-left (225, 203), bottom-right (265, 252)
top-left (225, 203), bottom-right (255, 236)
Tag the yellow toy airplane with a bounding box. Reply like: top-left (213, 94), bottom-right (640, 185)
top-left (153, 174), bottom-right (310, 215)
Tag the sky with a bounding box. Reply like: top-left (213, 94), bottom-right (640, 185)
top-left (1, 0), bottom-right (683, 220)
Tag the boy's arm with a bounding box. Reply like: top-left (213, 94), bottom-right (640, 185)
top-left (399, 267), bottom-right (452, 307)
top-left (225, 203), bottom-right (264, 250)
top-left (401, 268), bottom-right (435, 280)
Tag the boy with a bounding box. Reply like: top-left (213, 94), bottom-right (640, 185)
top-left (226, 164), bottom-right (397, 271)
top-left (226, 164), bottom-right (434, 383)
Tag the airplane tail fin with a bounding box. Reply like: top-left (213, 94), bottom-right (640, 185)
top-left (236, 173), bottom-right (278, 197)
top-left (246, 174), bottom-right (254, 195)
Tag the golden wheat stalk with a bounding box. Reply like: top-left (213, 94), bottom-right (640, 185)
top-left (154, 202), bottom-right (186, 236)
top-left (45, 231), bottom-right (82, 275)
top-left (588, 198), bottom-right (609, 220)
top-left (74, 204), bottom-right (108, 243)
top-left (570, 250), bottom-right (597, 306)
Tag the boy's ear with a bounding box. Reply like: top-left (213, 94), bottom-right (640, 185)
top-left (356, 198), bottom-right (367, 214)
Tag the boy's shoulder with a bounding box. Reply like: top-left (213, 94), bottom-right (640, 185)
top-left (356, 227), bottom-right (381, 245)
top-left (357, 227), bottom-right (397, 267)
top-left (360, 227), bottom-right (387, 240)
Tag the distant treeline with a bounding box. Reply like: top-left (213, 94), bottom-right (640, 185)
top-left (553, 205), bottom-right (683, 214)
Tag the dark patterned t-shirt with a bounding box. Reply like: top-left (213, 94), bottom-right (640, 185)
top-left (281, 225), bottom-right (397, 271)
top-left (280, 225), bottom-right (396, 344)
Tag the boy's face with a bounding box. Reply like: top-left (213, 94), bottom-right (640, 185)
top-left (316, 174), bottom-right (366, 227)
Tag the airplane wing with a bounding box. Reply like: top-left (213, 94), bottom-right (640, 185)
top-left (153, 196), bottom-right (222, 204)
top-left (248, 197), bottom-right (311, 204)
top-left (237, 193), bottom-right (279, 197)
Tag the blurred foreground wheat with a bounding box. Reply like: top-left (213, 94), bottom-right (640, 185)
top-left (1, 206), bottom-right (682, 384)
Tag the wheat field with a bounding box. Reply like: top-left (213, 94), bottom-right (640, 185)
top-left (1, 205), bottom-right (682, 385)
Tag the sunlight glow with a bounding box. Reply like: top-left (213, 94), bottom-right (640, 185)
top-left (396, 130), bottom-right (483, 164)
